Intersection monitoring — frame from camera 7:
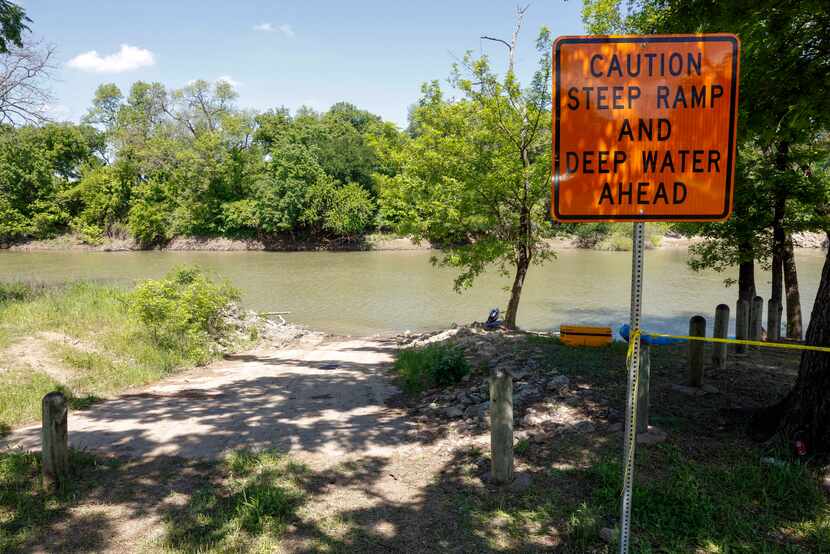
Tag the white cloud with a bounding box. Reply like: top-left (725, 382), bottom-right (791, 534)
top-left (67, 44), bottom-right (155, 73)
top-left (216, 75), bottom-right (241, 88)
top-left (253, 22), bottom-right (294, 37)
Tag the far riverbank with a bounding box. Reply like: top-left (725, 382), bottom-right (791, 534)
top-left (5, 230), bottom-right (827, 253)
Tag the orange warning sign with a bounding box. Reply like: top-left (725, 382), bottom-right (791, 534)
top-left (552, 35), bottom-right (740, 222)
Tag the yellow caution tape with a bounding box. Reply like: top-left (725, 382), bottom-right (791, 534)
top-left (626, 328), bottom-right (830, 364)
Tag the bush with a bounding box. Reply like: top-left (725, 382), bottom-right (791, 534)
top-left (128, 267), bottom-right (240, 361)
top-left (394, 343), bottom-right (470, 393)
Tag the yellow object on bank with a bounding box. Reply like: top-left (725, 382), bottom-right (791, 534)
top-left (560, 325), bottom-right (613, 347)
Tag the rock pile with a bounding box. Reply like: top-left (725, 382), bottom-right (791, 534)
top-left (218, 303), bottom-right (311, 351)
top-left (399, 326), bottom-right (615, 437)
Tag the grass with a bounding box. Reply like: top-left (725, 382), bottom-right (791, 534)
top-left (0, 273), bottom-right (249, 430)
top-left (573, 444), bottom-right (830, 552)
top-left (0, 448), bottom-right (113, 552)
top-left (150, 450), bottom-right (308, 553)
top-left (0, 448), bottom-right (307, 554)
top-left (393, 343), bottom-right (470, 393)
top-left (445, 439), bottom-right (830, 553)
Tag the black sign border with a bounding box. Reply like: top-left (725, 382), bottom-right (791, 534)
top-left (553, 35), bottom-right (740, 222)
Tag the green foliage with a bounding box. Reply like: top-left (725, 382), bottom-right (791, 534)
top-left (0, 274), bottom-right (255, 430)
top-left (393, 343), bottom-right (470, 393)
top-left (5, 79), bottom-right (401, 247)
top-left (157, 450), bottom-right (307, 552)
top-left (0, 1), bottom-right (28, 53)
top-left (582, 0), bottom-right (830, 278)
top-left (253, 142), bottom-right (332, 235)
top-left (127, 179), bottom-right (172, 247)
top-left (383, 24), bottom-right (558, 327)
top-left (584, 446), bottom-right (830, 551)
top-left (0, 449), bottom-right (103, 552)
top-left (128, 267), bottom-right (239, 361)
top-left (324, 182), bottom-right (375, 237)
top-left (0, 123), bottom-right (103, 242)
top-left (0, 281), bottom-right (38, 302)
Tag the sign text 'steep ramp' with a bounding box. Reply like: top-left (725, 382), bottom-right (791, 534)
top-left (552, 34), bottom-right (740, 222)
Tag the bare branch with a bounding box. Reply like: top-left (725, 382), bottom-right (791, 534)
top-left (0, 39), bottom-right (56, 125)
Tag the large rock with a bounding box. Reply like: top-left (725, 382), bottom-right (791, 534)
top-left (546, 375), bottom-right (570, 394)
top-left (570, 420), bottom-right (596, 434)
top-left (464, 401), bottom-right (490, 419)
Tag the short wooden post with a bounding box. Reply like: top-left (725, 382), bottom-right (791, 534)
top-left (735, 299), bottom-right (749, 354)
top-left (713, 304), bottom-right (729, 370)
top-left (767, 299), bottom-right (782, 342)
top-left (749, 296), bottom-right (764, 346)
top-left (636, 344), bottom-right (650, 434)
top-left (688, 316), bottom-right (706, 388)
top-left (41, 391), bottom-right (68, 490)
top-left (490, 368), bottom-right (514, 485)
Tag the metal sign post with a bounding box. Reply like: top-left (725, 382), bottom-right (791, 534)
top-left (619, 222), bottom-right (645, 553)
top-left (551, 34), bottom-right (740, 553)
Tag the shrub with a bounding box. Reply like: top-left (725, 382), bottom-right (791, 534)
top-left (128, 267), bottom-right (240, 361)
top-left (394, 343), bottom-right (470, 393)
top-left (127, 179), bottom-right (172, 247)
top-left (324, 182), bottom-right (375, 238)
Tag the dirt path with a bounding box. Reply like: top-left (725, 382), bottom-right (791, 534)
top-left (1, 334), bottom-right (544, 552)
top-left (3, 334), bottom-right (415, 466)
top-left (4, 334), bottom-right (477, 552)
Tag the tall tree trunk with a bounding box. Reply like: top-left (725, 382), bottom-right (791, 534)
top-left (783, 234), bottom-right (803, 339)
top-left (738, 240), bottom-right (756, 304)
top-left (771, 197), bottom-right (785, 308)
top-left (504, 250), bottom-right (529, 330)
top-left (504, 203), bottom-right (532, 330)
top-left (751, 235), bottom-right (830, 455)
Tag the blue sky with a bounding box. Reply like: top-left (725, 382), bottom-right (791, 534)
top-left (25, 0), bottom-right (585, 127)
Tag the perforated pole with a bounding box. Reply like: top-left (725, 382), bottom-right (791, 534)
top-left (619, 222), bottom-right (645, 553)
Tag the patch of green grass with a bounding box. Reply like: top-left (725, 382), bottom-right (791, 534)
top-left (0, 370), bottom-right (61, 430)
top-left (393, 343), bottom-right (470, 394)
top-left (581, 445), bottom-right (830, 552)
top-left (153, 450), bottom-right (307, 553)
top-left (0, 269), bottom-right (251, 430)
top-left (0, 449), bottom-right (112, 552)
top-left (526, 334), bottom-right (630, 378)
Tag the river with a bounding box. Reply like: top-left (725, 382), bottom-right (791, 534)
top-left (0, 248), bottom-right (825, 337)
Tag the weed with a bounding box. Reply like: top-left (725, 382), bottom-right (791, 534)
top-left (155, 450), bottom-right (307, 553)
top-left (393, 343), bottom-right (470, 393)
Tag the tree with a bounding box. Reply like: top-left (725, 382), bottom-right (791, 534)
top-left (252, 141), bottom-right (334, 237)
top-left (583, 0), bottom-right (830, 452)
top-left (0, 1), bottom-right (28, 53)
top-left (0, 123), bottom-right (102, 241)
top-left (0, 40), bottom-right (56, 125)
top-left (385, 8), bottom-right (555, 328)
top-left (584, 0), bottom-right (830, 339)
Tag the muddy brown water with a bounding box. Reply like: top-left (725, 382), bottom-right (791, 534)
top-left (0, 249), bottom-right (825, 337)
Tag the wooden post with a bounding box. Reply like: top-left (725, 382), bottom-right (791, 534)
top-left (735, 299), bottom-right (749, 354)
top-left (41, 391), bottom-right (68, 490)
top-left (767, 299), bottom-right (782, 342)
top-left (713, 304), bottom-right (729, 370)
top-left (688, 316), bottom-right (706, 388)
top-left (490, 368), bottom-right (514, 485)
top-left (636, 344), bottom-right (650, 434)
top-left (749, 296), bottom-right (764, 346)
